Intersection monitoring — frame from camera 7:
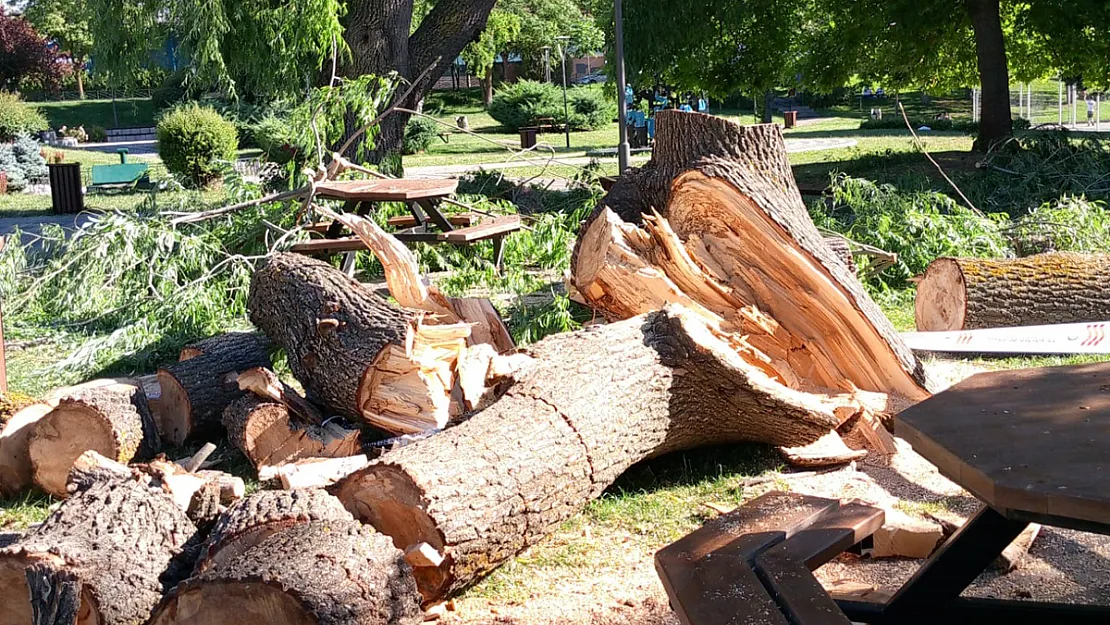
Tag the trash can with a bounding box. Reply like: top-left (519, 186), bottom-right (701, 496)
top-left (519, 127), bottom-right (538, 149)
top-left (784, 111), bottom-right (798, 129)
top-left (48, 163), bottom-right (84, 214)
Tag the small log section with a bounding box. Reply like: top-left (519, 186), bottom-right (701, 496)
top-left (249, 253), bottom-right (507, 434)
top-left (157, 332), bottom-right (273, 446)
top-left (28, 378), bottom-right (160, 498)
top-left (194, 489), bottom-right (354, 574)
top-left (0, 479), bottom-right (197, 625)
top-left (336, 306), bottom-right (881, 602)
top-left (150, 519), bottom-right (423, 625)
top-left (0, 403), bottom-right (54, 497)
top-left (915, 253), bottom-right (1110, 331)
top-left (223, 395), bottom-right (360, 469)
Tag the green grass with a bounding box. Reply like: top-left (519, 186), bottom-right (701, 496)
top-left (33, 98), bottom-right (157, 130)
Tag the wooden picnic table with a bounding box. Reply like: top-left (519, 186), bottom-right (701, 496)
top-left (290, 179), bottom-right (520, 272)
top-left (838, 361), bottom-right (1110, 624)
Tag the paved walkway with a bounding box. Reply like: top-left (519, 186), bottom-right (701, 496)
top-left (0, 213), bottom-right (93, 240)
top-left (407, 137), bottom-right (857, 179)
top-left (73, 140), bottom-right (159, 156)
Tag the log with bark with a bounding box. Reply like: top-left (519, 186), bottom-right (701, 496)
top-left (150, 518), bottom-right (423, 625)
top-left (248, 253), bottom-right (513, 435)
top-left (28, 378), bottom-right (160, 498)
top-left (222, 394), bottom-right (360, 470)
top-left (157, 333), bottom-right (273, 446)
top-left (334, 306), bottom-right (903, 602)
top-left (915, 253), bottom-right (1110, 331)
top-left (0, 478), bottom-right (197, 625)
top-left (0, 402), bottom-right (54, 497)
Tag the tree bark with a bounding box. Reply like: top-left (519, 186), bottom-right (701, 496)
top-left (28, 378), bottom-right (160, 498)
top-left (967, 0), bottom-right (1012, 149)
top-left (0, 479), bottom-right (198, 625)
top-left (482, 71), bottom-right (493, 106)
top-left (194, 489), bottom-right (354, 574)
top-left (222, 394), bottom-right (360, 469)
top-left (915, 253), bottom-right (1110, 331)
top-left (339, 0), bottom-right (497, 162)
top-left (334, 307), bottom-right (876, 602)
top-left (762, 90), bottom-right (775, 124)
top-left (157, 334), bottom-right (273, 446)
top-left (151, 519), bottom-right (423, 625)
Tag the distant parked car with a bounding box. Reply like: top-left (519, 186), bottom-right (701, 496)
top-left (576, 71), bottom-right (606, 85)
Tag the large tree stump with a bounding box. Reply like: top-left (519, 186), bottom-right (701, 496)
top-left (248, 253), bottom-right (488, 434)
top-left (194, 489), bottom-right (354, 574)
top-left (915, 253), bottom-right (1110, 331)
top-left (335, 307), bottom-right (888, 602)
top-left (28, 378), bottom-right (160, 498)
top-left (150, 519), bottom-right (423, 625)
top-left (0, 478), bottom-right (197, 625)
top-left (157, 333), bottom-right (273, 446)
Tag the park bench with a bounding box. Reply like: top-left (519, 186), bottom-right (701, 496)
top-left (89, 149), bottom-right (149, 190)
top-left (655, 490), bottom-right (884, 625)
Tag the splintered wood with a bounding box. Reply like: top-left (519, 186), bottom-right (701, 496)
top-left (570, 112), bottom-right (931, 462)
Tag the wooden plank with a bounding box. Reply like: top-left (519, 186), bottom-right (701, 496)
top-left (896, 362), bottom-right (1110, 527)
top-left (315, 179), bottom-right (458, 202)
top-left (440, 215), bottom-right (522, 243)
top-left (760, 502), bottom-right (885, 570)
top-left (289, 237), bottom-right (369, 254)
top-left (753, 554), bottom-right (853, 625)
top-left (659, 544), bottom-right (790, 625)
top-left (386, 213), bottom-right (477, 228)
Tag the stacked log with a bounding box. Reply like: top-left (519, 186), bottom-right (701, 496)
top-left (0, 403), bottom-right (54, 496)
top-left (0, 479), bottom-right (197, 625)
top-left (27, 378), bottom-right (160, 497)
top-left (152, 490), bottom-right (422, 625)
top-left (915, 253), bottom-right (1110, 331)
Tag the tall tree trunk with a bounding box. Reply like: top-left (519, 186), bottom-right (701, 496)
top-left (75, 60), bottom-right (85, 100)
top-left (762, 90), bottom-right (775, 124)
top-left (340, 0), bottom-right (497, 164)
top-left (967, 0), bottom-right (1012, 149)
top-left (482, 71), bottom-right (494, 106)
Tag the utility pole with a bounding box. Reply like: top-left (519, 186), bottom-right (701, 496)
top-left (557, 36), bottom-right (571, 149)
top-left (614, 0), bottom-right (631, 174)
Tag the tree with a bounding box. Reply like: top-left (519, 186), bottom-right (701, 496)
top-left (86, 0), bottom-right (499, 165)
top-left (461, 9), bottom-right (522, 106)
top-left (499, 0), bottom-right (604, 79)
top-left (0, 9), bottom-right (66, 91)
top-left (24, 0), bottom-right (94, 98)
top-left (617, 0), bottom-right (808, 122)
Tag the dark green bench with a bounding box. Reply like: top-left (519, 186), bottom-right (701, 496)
top-left (90, 149), bottom-right (149, 189)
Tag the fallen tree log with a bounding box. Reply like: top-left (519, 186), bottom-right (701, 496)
top-left (222, 394), bottom-right (360, 469)
top-left (179, 331), bottom-right (271, 362)
top-left (0, 478), bottom-right (197, 625)
top-left (915, 253), bottom-right (1110, 331)
top-left (28, 378), bottom-right (160, 498)
top-left (194, 489), bottom-right (353, 574)
top-left (248, 253), bottom-right (500, 435)
top-left (335, 306), bottom-right (889, 602)
top-left (157, 334), bottom-right (273, 446)
top-left (152, 519), bottom-right (423, 625)
top-left (0, 403), bottom-right (54, 497)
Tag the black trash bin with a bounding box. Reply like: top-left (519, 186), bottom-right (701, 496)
top-left (519, 127), bottom-right (538, 149)
top-left (48, 162), bottom-right (84, 214)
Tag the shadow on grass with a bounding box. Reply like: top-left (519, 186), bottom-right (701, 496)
top-left (605, 443), bottom-right (782, 497)
top-left (792, 149), bottom-right (979, 190)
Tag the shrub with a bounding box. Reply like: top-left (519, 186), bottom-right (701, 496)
top-left (403, 116), bottom-right (440, 154)
top-left (489, 80), bottom-right (562, 131)
top-left (1007, 196), bottom-right (1110, 256)
top-left (152, 73), bottom-right (187, 111)
top-left (12, 134), bottom-right (47, 184)
top-left (251, 112), bottom-right (305, 165)
top-left (87, 125), bottom-right (108, 143)
top-left (0, 144), bottom-right (27, 192)
top-left (157, 103), bottom-right (239, 188)
top-left (566, 85), bottom-right (615, 131)
top-left (0, 92), bottom-right (48, 141)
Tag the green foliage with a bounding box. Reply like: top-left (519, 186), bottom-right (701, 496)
top-left (810, 175), bottom-right (1010, 289)
top-left (251, 112), bottom-right (304, 166)
top-left (1006, 197), bottom-right (1110, 257)
top-left (86, 125), bottom-right (107, 142)
top-left (489, 81), bottom-right (609, 131)
top-left (12, 135), bottom-right (48, 184)
top-left (496, 0), bottom-right (604, 76)
top-left (287, 74), bottom-right (397, 168)
top-left (0, 92), bottom-right (49, 141)
top-left (0, 144), bottom-right (27, 192)
top-left (23, 0), bottom-right (95, 66)
top-left (461, 9), bottom-right (522, 80)
top-left (508, 293), bottom-right (585, 345)
top-left (403, 116), bottom-right (440, 155)
top-left (859, 117), bottom-right (979, 133)
top-left (156, 103), bottom-right (239, 188)
top-left (971, 134), bottom-right (1110, 214)
top-left (152, 73), bottom-right (187, 111)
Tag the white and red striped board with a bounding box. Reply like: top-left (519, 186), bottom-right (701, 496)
top-left (902, 321), bottom-right (1110, 355)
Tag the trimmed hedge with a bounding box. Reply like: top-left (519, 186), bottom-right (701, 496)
top-left (0, 92), bottom-right (49, 141)
top-left (489, 81), bottom-right (615, 132)
top-left (404, 116), bottom-right (441, 154)
top-left (156, 103), bottom-right (239, 188)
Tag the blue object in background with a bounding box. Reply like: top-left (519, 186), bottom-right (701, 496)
top-left (697, 98), bottom-right (708, 112)
top-left (647, 117), bottom-right (656, 139)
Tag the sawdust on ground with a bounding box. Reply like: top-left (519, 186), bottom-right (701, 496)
top-left (440, 358), bottom-right (1110, 624)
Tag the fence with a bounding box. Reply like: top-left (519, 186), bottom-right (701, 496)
top-left (23, 89), bottom-right (155, 102)
top-left (1010, 79), bottom-right (1110, 129)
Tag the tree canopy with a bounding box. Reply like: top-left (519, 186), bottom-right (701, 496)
top-left (0, 9), bottom-right (66, 91)
top-left (23, 0), bottom-right (95, 96)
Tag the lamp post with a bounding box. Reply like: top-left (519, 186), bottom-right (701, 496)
top-left (614, 0), bottom-right (631, 174)
top-left (556, 35), bottom-right (571, 149)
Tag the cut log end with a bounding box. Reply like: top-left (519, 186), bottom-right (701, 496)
top-left (336, 465), bottom-right (448, 602)
top-left (157, 369), bottom-right (193, 447)
top-left (29, 404), bottom-right (124, 498)
top-left (914, 258), bottom-right (967, 332)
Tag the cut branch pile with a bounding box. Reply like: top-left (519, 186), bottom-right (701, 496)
top-left (0, 111), bottom-right (940, 622)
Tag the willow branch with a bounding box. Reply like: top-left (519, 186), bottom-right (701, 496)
top-left (336, 58), bottom-right (442, 157)
top-left (898, 102), bottom-right (984, 217)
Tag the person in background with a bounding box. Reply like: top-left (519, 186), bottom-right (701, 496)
top-left (1088, 95), bottom-right (1097, 127)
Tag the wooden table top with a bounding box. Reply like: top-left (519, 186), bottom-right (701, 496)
top-left (314, 179), bottom-right (459, 202)
top-left (897, 361), bottom-right (1110, 531)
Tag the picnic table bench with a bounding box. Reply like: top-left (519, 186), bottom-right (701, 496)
top-left (288, 179), bottom-right (521, 272)
top-left (656, 490), bottom-right (885, 625)
top-left (89, 149), bottom-right (149, 189)
top-left (836, 362), bottom-right (1110, 624)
